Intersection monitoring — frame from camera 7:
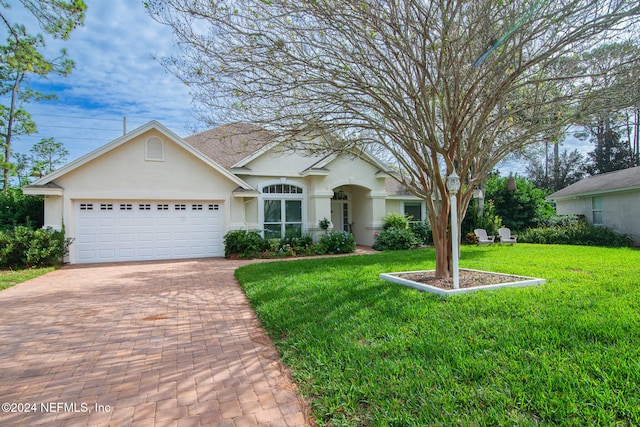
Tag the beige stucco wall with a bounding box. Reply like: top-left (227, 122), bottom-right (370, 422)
top-left (45, 129), bottom-right (251, 260)
top-left (238, 150), bottom-right (390, 245)
top-left (555, 191), bottom-right (640, 245)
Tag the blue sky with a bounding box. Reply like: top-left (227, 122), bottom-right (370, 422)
top-left (3, 0), bottom-right (592, 175)
top-left (4, 0), bottom-right (200, 164)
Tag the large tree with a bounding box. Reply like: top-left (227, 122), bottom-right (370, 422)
top-left (0, 1), bottom-right (85, 192)
top-left (525, 143), bottom-right (588, 191)
top-left (147, 0), bottom-right (640, 277)
top-left (576, 41), bottom-right (640, 174)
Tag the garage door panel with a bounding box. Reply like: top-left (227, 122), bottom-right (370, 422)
top-left (75, 200), bottom-right (224, 263)
top-left (78, 218), bottom-right (95, 228)
top-left (98, 249), bottom-right (116, 260)
top-left (137, 248), bottom-right (154, 257)
top-left (118, 248), bottom-right (135, 259)
top-left (77, 234), bottom-right (95, 244)
top-left (99, 234), bottom-right (116, 243)
top-left (78, 250), bottom-right (95, 261)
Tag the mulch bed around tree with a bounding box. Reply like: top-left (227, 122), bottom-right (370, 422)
top-left (396, 269), bottom-right (526, 290)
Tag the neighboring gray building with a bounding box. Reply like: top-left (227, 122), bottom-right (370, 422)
top-left (547, 166), bottom-right (640, 246)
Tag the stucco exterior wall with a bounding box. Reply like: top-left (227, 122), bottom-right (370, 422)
top-left (43, 195), bottom-right (64, 230)
top-left (555, 191), bottom-right (640, 245)
top-left (554, 197), bottom-right (591, 217)
top-left (237, 152), bottom-right (390, 245)
top-left (49, 130), bottom-right (249, 257)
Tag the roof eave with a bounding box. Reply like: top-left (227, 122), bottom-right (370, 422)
top-left (548, 185), bottom-right (640, 201)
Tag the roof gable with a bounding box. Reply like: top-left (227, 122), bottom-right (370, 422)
top-left (27, 121), bottom-right (254, 190)
top-left (548, 166), bottom-right (640, 200)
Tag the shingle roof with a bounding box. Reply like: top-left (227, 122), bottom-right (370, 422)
top-left (385, 177), bottom-right (415, 196)
top-left (547, 166), bottom-right (640, 200)
top-left (184, 122), bottom-right (274, 169)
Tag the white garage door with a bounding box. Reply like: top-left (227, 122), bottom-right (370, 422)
top-left (74, 201), bottom-right (224, 263)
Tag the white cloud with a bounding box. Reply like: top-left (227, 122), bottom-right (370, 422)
top-left (3, 0), bottom-right (202, 161)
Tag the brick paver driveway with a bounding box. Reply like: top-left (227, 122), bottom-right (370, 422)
top-left (0, 258), bottom-right (312, 426)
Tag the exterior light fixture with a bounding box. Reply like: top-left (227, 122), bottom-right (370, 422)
top-left (446, 169), bottom-right (461, 289)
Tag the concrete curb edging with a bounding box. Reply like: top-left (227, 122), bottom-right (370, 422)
top-left (380, 268), bottom-right (546, 296)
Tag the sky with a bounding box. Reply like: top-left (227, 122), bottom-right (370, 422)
top-left (4, 0), bottom-right (201, 165)
top-left (3, 0), bottom-right (593, 176)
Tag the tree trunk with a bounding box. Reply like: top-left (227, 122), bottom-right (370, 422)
top-left (553, 142), bottom-right (560, 190)
top-left (3, 87), bottom-right (18, 193)
top-left (426, 191), bottom-right (452, 279)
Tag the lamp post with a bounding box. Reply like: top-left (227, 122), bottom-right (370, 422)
top-left (446, 169), bottom-right (461, 289)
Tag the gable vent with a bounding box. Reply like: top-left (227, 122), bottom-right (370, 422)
top-left (146, 137), bottom-right (164, 161)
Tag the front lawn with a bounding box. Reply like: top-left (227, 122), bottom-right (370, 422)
top-left (235, 244), bottom-right (640, 426)
top-left (0, 267), bottom-right (55, 291)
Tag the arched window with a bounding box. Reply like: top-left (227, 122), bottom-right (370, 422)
top-left (260, 183), bottom-right (305, 239)
top-left (145, 136), bottom-right (164, 161)
top-left (262, 184), bottom-right (303, 194)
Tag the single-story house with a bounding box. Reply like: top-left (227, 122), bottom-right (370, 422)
top-left (24, 121), bottom-right (426, 264)
top-left (546, 165), bottom-right (640, 246)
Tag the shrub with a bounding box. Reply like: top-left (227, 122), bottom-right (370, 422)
top-left (519, 221), bottom-right (633, 247)
top-left (373, 228), bottom-right (419, 251)
top-left (465, 232), bottom-right (478, 244)
top-left (462, 198), bottom-right (503, 237)
top-left (382, 212), bottom-right (410, 230)
top-left (223, 230), bottom-right (270, 258)
top-left (0, 226), bottom-right (72, 269)
top-left (410, 220), bottom-right (432, 245)
top-left (316, 231), bottom-right (356, 254)
top-left (0, 188), bottom-right (44, 231)
top-left (319, 217), bottom-right (331, 231)
top-left (282, 235), bottom-right (315, 255)
top-left (224, 231), bottom-right (320, 258)
top-left (484, 175), bottom-right (554, 231)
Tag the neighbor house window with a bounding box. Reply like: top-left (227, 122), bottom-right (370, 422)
top-left (592, 196), bottom-right (603, 225)
top-left (261, 182), bottom-right (305, 239)
top-left (403, 202), bottom-right (424, 224)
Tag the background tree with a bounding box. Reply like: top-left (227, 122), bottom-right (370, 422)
top-left (575, 41), bottom-right (640, 175)
top-left (11, 152), bottom-right (31, 186)
top-left (0, 1), bottom-right (85, 192)
top-left (583, 126), bottom-right (636, 174)
top-left (525, 145), bottom-right (587, 191)
top-left (485, 175), bottom-right (555, 231)
top-left (148, 0), bottom-right (640, 277)
top-left (29, 136), bottom-right (68, 178)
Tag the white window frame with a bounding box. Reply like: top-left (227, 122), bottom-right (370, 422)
top-left (402, 201), bottom-right (426, 224)
top-left (592, 196), bottom-right (603, 225)
top-left (258, 180), bottom-right (306, 239)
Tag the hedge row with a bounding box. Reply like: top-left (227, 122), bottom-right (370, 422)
top-left (519, 222), bottom-right (634, 247)
top-left (224, 230), bottom-right (356, 258)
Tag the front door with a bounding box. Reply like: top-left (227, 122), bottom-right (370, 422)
top-left (331, 189), bottom-right (352, 233)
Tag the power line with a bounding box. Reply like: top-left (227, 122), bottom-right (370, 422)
top-left (30, 113), bottom-right (128, 122)
top-left (33, 124), bottom-right (128, 132)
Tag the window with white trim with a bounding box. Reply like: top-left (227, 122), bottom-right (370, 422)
top-left (592, 197), bottom-right (603, 225)
top-left (261, 183), bottom-right (305, 239)
top-left (403, 202), bottom-right (424, 224)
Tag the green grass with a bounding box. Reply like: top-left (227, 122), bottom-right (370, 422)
top-left (235, 244), bottom-right (640, 426)
top-left (0, 267), bottom-right (55, 291)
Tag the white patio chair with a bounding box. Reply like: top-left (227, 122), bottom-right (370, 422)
top-left (498, 227), bottom-right (518, 244)
top-left (474, 228), bottom-right (495, 245)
